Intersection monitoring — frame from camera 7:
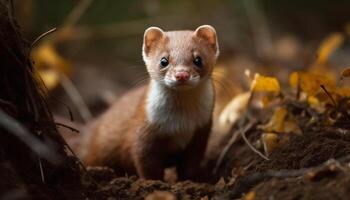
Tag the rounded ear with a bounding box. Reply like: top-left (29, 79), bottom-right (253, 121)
top-left (143, 27), bottom-right (164, 57)
top-left (194, 25), bottom-right (219, 55)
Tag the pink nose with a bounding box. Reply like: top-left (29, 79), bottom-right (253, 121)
top-left (175, 71), bottom-right (190, 82)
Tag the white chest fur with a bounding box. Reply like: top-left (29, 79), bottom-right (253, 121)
top-left (145, 80), bottom-right (214, 149)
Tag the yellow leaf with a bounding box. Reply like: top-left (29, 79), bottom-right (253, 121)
top-left (32, 42), bottom-right (72, 90)
top-left (283, 117), bottom-right (302, 135)
top-left (37, 70), bottom-right (59, 90)
top-left (261, 95), bottom-right (270, 108)
top-left (32, 42), bottom-right (71, 75)
top-left (244, 191), bottom-right (256, 200)
top-left (308, 96), bottom-right (320, 106)
top-left (261, 133), bottom-right (279, 156)
top-left (289, 72), bottom-right (299, 88)
top-left (336, 87), bottom-right (350, 97)
top-left (315, 33), bottom-right (344, 64)
top-left (341, 67), bottom-right (350, 78)
top-left (251, 73), bottom-right (280, 93)
top-left (289, 72), bottom-right (336, 96)
top-left (260, 107), bottom-right (287, 132)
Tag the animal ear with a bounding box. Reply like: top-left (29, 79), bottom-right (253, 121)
top-left (194, 25), bottom-right (218, 54)
top-left (143, 27), bottom-right (164, 56)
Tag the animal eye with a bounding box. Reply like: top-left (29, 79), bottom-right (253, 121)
top-left (193, 56), bottom-right (202, 67)
top-left (160, 57), bottom-right (169, 67)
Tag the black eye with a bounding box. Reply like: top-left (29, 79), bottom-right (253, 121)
top-left (193, 56), bottom-right (202, 67)
top-left (160, 57), bottom-right (169, 67)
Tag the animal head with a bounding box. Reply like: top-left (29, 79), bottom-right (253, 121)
top-left (142, 25), bottom-right (219, 90)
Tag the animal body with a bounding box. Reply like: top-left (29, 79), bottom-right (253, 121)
top-left (83, 25), bottom-right (219, 180)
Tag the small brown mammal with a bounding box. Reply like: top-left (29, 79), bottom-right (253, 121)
top-left (83, 25), bottom-right (219, 180)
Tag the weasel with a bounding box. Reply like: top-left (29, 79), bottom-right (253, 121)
top-left (83, 25), bottom-right (219, 180)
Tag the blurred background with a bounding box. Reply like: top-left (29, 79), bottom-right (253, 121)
top-left (14, 0), bottom-right (350, 122)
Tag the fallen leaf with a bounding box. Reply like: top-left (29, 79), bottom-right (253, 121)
top-left (315, 32), bottom-right (344, 65)
top-left (37, 70), bottom-right (59, 90)
top-left (289, 72), bottom-right (336, 96)
top-left (308, 96), bottom-right (320, 106)
top-left (244, 191), bottom-right (256, 200)
top-left (289, 71), bottom-right (299, 89)
top-left (217, 92), bottom-right (251, 134)
top-left (215, 177), bottom-right (226, 190)
top-left (32, 41), bottom-right (71, 89)
top-left (283, 117), bottom-right (302, 135)
top-left (341, 67), bottom-right (350, 78)
top-left (261, 133), bottom-right (279, 155)
top-left (251, 73), bottom-right (280, 93)
top-left (335, 87), bottom-right (350, 97)
top-left (260, 107), bottom-right (287, 132)
top-left (261, 95), bottom-right (271, 108)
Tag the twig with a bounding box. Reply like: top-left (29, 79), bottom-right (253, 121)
top-left (0, 109), bottom-right (60, 164)
top-left (30, 27), bottom-right (57, 49)
top-left (58, 73), bottom-right (92, 122)
top-left (241, 91), bottom-right (269, 160)
top-left (296, 75), bottom-right (301, 100)
top-left (55, 122), bottom-right (80, 133)
top-left (320, 84), bottom-right (337, 108)
top-left (213, 129), bottom-right (241, 174)
top-left (213, 121), bottom-right (255, 174)
top-left (241, 121), bottom-right (269, 160)
top-left (38, 157), bottom-right (45, 184)
top-left (0, 98), bottom-right (16, 112)
top-left (62, 0), bottom-right (94, 28)
top-left (213, 91), bottom-right (259, 174)
top-left (227, 153), bottom-right (350, 199)
top-left (228, 156), bottom-right (350, 199)
top-left (51, 95), bottom-right (74, 121)
top-left (61, 138), bottom-right (100, 187)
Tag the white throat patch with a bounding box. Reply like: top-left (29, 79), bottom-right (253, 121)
top-left (145, 79), bottom-right (214, 148)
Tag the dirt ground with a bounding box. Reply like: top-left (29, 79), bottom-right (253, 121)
top-left (64, 98), bottom-right (350, 200)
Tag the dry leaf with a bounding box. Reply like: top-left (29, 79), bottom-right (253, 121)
top-left (261, 133), bottom-right (279, 155)
top-left (37, 70), bottom-right (59, 90)
top-left (289, 71), bottom-right (299, 89)
top-left (335, 87), bottom-right (350, 97)
top-left (283, 117), bottom-right (302, 135)
top-left (289, 72), bottom-right (336, 96)
top-left (260, 107), bottom-right (287, 132)
top-left (307, 95), bottom-right (326, 113)
top-left (244, 191), bottom-right (256, 200)
top-left (308, 96), bottom-right (320, 106)
top-left (315, 32), bottom-right (344, 65)
top-left (32, 41), bottom-right (71, 89)
top-left (341, 67), bottom-right (350, 78)
top-left (217, 92), bottom-right (251, 134)
top-left (215, 177), bottom-right (226, 190)
top-left (251, 73), bottom-right (280, 93)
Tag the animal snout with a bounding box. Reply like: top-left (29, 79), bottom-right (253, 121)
top-left (175, 71), bottom-right (190, 82)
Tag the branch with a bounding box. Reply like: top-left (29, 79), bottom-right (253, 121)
top-left (228, 157), bottom-right (350, 199)
top-left (0, 109), bottom-right (61, 164)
